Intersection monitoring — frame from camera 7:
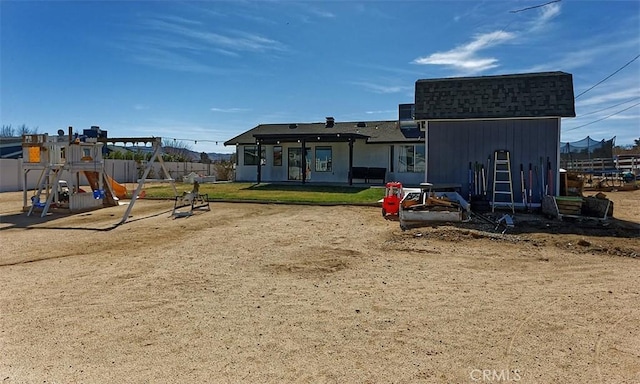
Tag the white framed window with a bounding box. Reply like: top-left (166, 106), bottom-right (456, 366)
top-left (244, 146), bottom-right (259, 166)
top-left (315, 146), bottom-right (332, 172)
top-left (398, 144), bottom-right (425, 173)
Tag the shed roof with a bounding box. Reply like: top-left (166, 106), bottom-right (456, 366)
top-left (224, 120), bottom-right (424, 146)
top-left (414, 71), bottom-right (576, 120)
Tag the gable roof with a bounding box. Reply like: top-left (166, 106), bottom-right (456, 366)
top-left (224, 120), bottom-right (424, 146)
top-left (414, 71), bottom-right (576, 120)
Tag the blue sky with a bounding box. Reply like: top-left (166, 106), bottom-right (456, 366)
top-left (1, 0), bottom-right (639, 154)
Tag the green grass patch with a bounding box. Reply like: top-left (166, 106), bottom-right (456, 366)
top-left (140, 182), bottom-right (385, 204)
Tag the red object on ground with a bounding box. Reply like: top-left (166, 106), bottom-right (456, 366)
top-left (382, 182), bottom-right (403, 220)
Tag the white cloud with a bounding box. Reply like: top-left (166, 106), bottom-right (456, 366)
top-left (210, 107), bottom-right (250, 113)
top-left (413, 1), bottom-right (562, 75)
top-left (118, 12), bottom-right (290, 73)
top-left (365, 110), bottom-right (396, 115)
top-left (351, 82), bottom-right (413, 94)
top-left (144, 17), bottom-right (287, 54)
top-left (308, 7), bottom-right (336, 19)
top-left (530, 2), bottom-right (561, 32)
top-left (577, 88), bottom-right (640, 108)
top-left (412, 31), bottom-right (515, 73)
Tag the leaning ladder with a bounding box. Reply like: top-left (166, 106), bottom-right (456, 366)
top-left (491, 150), bottom-right (515, 214)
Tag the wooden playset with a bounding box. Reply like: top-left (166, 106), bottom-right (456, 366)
top-left (21, 126), bottom-right (183, 225)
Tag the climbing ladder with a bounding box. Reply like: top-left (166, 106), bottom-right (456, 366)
top-left (491, 150), bottom-right (515, 214)
top-left (28, 165), bottom-right (64, 217)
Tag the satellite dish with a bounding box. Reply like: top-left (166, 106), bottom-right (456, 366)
top-left (57, 129), bottom-right (65, 136)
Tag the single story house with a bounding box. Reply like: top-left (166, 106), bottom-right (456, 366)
top-left (224, 115), bottom-right (427, 185)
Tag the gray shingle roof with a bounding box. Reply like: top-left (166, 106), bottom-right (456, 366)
top-left (224, 120), bottom-right (424, 146)
top-left (414, 71), bottom-right (576, 120)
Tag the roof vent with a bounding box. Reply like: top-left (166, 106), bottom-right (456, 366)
top-left (325, 117), bottom-right (335, 128)
top-left (356, 122), bottom-right (367, 128)
top-left (289, 123), bottom-right (298, 129)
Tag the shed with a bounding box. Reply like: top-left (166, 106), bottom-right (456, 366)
top-left (414, 71), bottom-right (576, 207)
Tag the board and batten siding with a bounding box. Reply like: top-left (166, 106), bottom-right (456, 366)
top-left (426, 118), bottom-right (560, 203)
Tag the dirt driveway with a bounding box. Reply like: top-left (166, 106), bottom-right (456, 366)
top-left (1, 190), bottom-right (638, 383)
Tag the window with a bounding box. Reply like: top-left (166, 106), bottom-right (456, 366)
top-left (288, 147), bottom-right (311, 180)
top-left (398, 145), bottom-right (425, 173)
top-left (273, 146), bottom-right (282, 166)
top-left (244, 146), bottom-right (259, 166)
top-left (315, 146), bottom-right (332, 172)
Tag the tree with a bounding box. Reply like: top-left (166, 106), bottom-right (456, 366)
top-left (1, 125), bottom-right (14, 137)
top-left (162, 138), bottom-right (193, 162)
top-left (0, 124), bottom-right (39, 137)
top-left (18, 124), bottom-right (38, 135)
top-left (212, 159), bottom-right (235, 181)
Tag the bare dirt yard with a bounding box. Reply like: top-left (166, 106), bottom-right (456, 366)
top-left (1, 189), bottom-right (639, 383)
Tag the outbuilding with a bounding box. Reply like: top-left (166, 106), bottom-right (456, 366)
top-left (414, 71), bottom-right (576, 207)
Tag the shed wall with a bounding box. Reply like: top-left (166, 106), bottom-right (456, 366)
top-left (426, 118), bottom-right (560, 203)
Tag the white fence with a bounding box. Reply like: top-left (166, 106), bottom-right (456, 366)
top-left (0, 159), bottom-right (214, 192)
top-left (561, 156), bottom-right (639, 174)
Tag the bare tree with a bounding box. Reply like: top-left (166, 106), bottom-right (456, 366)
top-left (162, 138), bottom-right (193, 162)
top-left (213, 159), bottom-right (235, 181)
top-left (18, 124), bottom-right (34, 135)
top-left (1, 125), bottom-right (14, 137)
top-left (1, 124), bottom-right (39, 137)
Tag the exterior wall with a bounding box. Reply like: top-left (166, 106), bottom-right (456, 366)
top-left (425, 118), bottom-right (560, 203)
top-left (235, 141), bottom-right (358, 183)
top-left (233, 141), bottom-right (424, 185)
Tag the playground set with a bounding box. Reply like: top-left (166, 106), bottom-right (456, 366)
top-left (21, 126), bottom-right (210, 224)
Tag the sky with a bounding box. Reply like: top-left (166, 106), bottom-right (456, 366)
top-left (1, 0), bottom-right (639, 154)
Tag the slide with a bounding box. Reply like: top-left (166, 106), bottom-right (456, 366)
top-left (106, 175), bottom-right (128, 200)
top-left (82, 172), bottom-right (123, 206)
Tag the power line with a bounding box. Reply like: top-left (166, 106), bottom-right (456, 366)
top-left (577, 96), bottom-right (640, 117)
top-left (510, 0), bottom-right (561, 13)
top-left (574, 54), bottom-right (640, 100)
top-left (565, 101), bottom-right (640, 132)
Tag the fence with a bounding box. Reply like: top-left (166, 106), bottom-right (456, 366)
top-left (561, 156), bottom-right (639, 174)
top-left (0, 158), bottom-right (214, 192)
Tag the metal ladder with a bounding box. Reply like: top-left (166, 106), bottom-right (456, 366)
top-left (491, 150), bottom-right (515, 213)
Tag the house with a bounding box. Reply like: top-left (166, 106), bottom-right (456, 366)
top-left (224, 115), bottom-right (426, 185)
top-left (225, 71), bottom-right (576, 205)
top-left (413, 71), bottom-right (576, 205)
top-left (0, 137), bottom-right (24, 159)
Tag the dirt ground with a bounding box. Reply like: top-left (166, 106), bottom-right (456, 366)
top-left (1, 189), bottom-right (638, 383)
